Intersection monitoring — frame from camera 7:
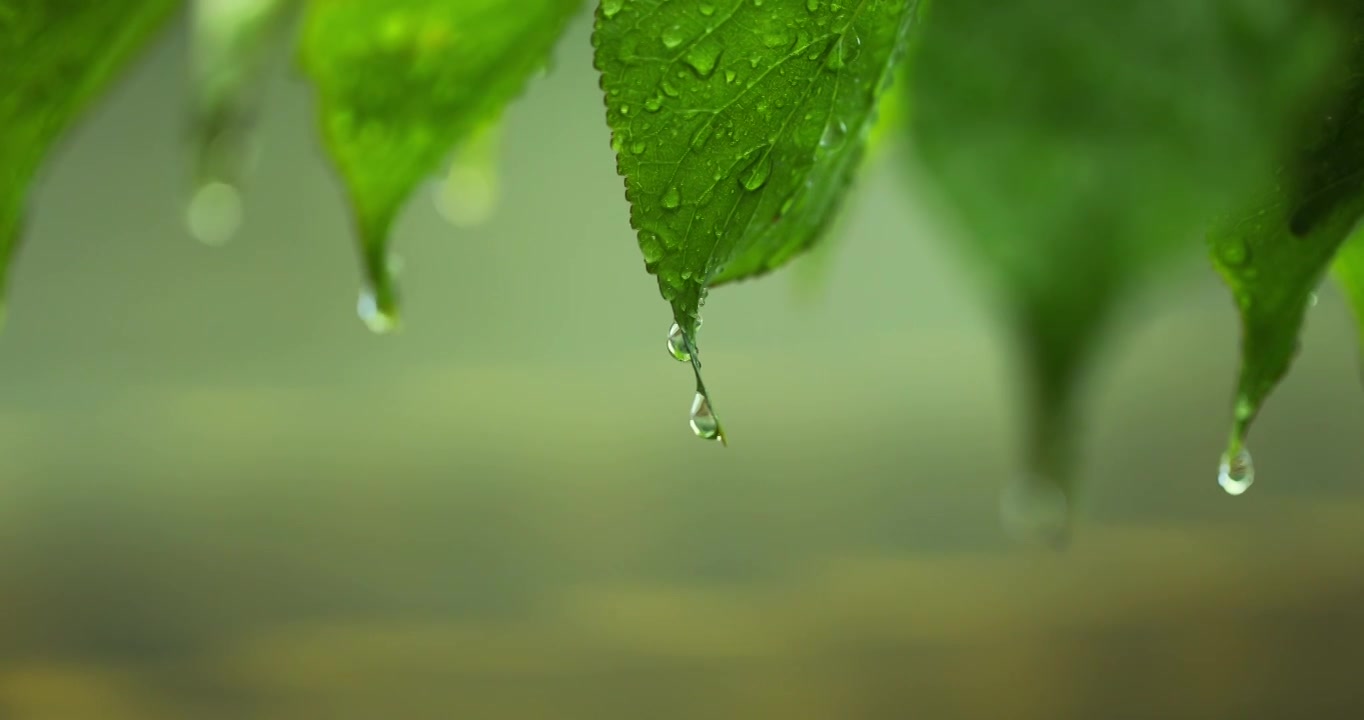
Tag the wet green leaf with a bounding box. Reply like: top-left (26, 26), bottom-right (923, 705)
top-left (593, 0), bottom-right (918, 441)
top-left (300, 0), bottom-right (582, 331)
top-left (1210, 0), bottom-right (1364, 468)
top-left (904, 0), bottom-right (1336, 524)
top-left (0, 0), bottom-right (179, 328)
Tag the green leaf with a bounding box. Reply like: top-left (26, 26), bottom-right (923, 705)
top-left (0, 0), bottom-right (179, 328)
top-left (1209, 1), bottom-right (1364, 487)
top-left (1334, 225), bottom-right (1364, 372)
top-left (299, 0), bottom-right (582, 332)
top-left (905, 0), bottom-right (1336, 528)
top-left (593, 0), bottom-right (918, 443)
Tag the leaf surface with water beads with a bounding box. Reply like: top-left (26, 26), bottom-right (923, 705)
top-left (593, 0), bottom-right (918, 443)
top-left (1209, 0), bottom-right (1364, 494)
top-left (904, 0), bottom-right (1336, 532)
top-left (0, 0), bottom-right (178, 328)
top-left (299, 0), bottom-right (582, 333)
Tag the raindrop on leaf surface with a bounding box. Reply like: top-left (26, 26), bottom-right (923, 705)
top-left (667, 322), bottom-right (690, 361)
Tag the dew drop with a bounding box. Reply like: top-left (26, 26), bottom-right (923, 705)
top-left (806, 0), bottom-right (820, 10)
top-left (699, 3), bottom-right (715, 15)
top-left (638, 230), bottom-right (665, 263)
top-left (689, 391), bottom-right (721, 440)
top-left (661, 80), bottom-right (680, 98)
top-left (667, 322), bottom-right (690, 361)
top-left (186, 180), bottom-right (243, 246)
top-left (739, 153), bottom-right (772, 191)
top-left (357, 286), bottom-right (398, 335)
top-left (684, 44), bottom-right (721, 78)
top-left (644, 96), bottom-right (662, 112)
top-left (662, 186), bottom-right (682, 209)
top-left (1218, 447), bottom-right (1254, 496)
top-left (602, 0), bottom-right (623, 18)
top-left (662, 25), bottom-right (685, 49)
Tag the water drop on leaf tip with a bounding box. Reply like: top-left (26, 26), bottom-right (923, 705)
top-left (689, 391), bottom-right (722, 442)
top-left (1218, 447), bottom-right (1254, 496)
top-left (357, 287), bottom-right (399, 335)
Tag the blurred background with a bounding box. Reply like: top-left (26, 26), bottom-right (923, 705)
top-left (2, 9), bottom-right (1364, 719)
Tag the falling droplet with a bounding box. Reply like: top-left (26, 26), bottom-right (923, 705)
top-left (185, 180), bottom-right (243, 246)
top-left (999, 475), bottom-right (1071, 548)
top-left (739, 152), bottom-right (772, 191)
top-left (1218, 447), bottom-right (1254, 496)
top-left (357, 285), bottom-right (399, 335)
top-left (820, 119), bottom-right (847, 149)
top-left (690, 391), bottom-right (721, 440)
top-left (667, 322), bottom-right (690, 361)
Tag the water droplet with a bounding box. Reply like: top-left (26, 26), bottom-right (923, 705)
top-left (602, 0), bottom-right (623, 18)
top-left (185, 181), bottom-right (243, 246)
top-left (739, 153), bottom-right (772, 191)
top-left (434, 158), bottom-right (498, 228)
top-left (661, 80), bottom-right (680, 98)
top-left (662, 186), bottom-right (682, 209)
top-left (1218, 447), bottom-right (1254, 496)
top-left (630, 140), bottom-right (646, 154)
top-left (662, 25), bottom-right (685, 49)
top-left (684, 44), bottom-right (721, 78)
top-left (806, 0), bottom-right (820, 10)
top-left (820, 119), bottom-right (847, 149)
top-left (1309, 291), bottom-right (1320, 308)
top-left (357, 286), bottom-right (398, 335)
top-left (689, 391), bottom-right (721, 440)
top-left (638, 230), bottom-right (664, 263)
top-left (826, 30), bottom-right (861, 70)
top-left (667, 322), bottom-right (690, 361)
top-left (999, 475), bottom-right (1071, 548)
top-left (725, 69), bottom-right (737, 83)
top-left (644, 96), bottom-right (662, 112)
top-left (699, 3), bottom-right (715, 16)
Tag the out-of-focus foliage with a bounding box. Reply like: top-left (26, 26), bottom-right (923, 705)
top-left (0, 0), bottom-right (179, 327)
top-left (2, 0), bottom-right (1364, 517)
top-left (902, 0), bottom-right (1340, 532)
top-left (300, 0), bottom-right (582, 331)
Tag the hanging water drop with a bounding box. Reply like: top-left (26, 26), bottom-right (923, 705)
top-left (1218, 447), bottom-right (1254, 496)
top-left (667, 322), bottom-right (690, 361)
top-left (357, 286), bottom-right (399, 335)
top-left (185, 180), bottom-right (243, 246)
top-left (689, 391), bottom-right (721, 440)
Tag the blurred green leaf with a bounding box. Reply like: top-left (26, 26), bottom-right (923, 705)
top-left (1334, 225), bottom-right (1364, 372)
top-left (593, 0), bottom-right (917, 441)
top-left (904, 0), bottom-right (1336, 525)
top-left (0, 0), bottom-right (179, 328)
top-left (299, 0), bottom-right (582, 332)
top-left (1209, 0), bottom-right (1364, 474)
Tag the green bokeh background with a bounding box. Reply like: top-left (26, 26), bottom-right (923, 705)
top-left (1, 12), bottom-right (1363, 719)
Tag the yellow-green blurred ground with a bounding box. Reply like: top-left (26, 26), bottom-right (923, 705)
top-left (1, 12), bottom-right (1362, 720)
